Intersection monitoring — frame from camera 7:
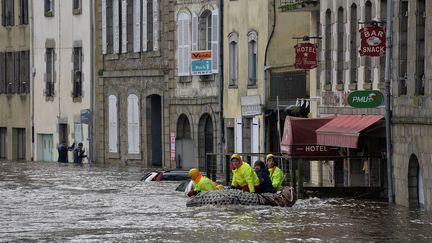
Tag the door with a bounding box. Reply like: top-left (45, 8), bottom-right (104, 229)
top-left (0, 127), bottom-right (6, 159)
top-left (42, 134), bottom-right (53, 161)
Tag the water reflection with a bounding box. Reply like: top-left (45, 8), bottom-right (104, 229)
top-left (0, 161), bottom-right (431, 242)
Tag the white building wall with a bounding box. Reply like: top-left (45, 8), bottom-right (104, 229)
top-left (33, 1), bottom-right (92, 161)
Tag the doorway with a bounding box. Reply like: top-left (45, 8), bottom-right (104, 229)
top-left (147, 95), bottom-right (162, 166)
top-left (198, 113), bottom-right (213, 170)
top-left (41, 134), bottom-right (53, 161)
top-left (408, 154), bottom-right (424, 208)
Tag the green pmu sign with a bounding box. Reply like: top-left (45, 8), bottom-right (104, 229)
top-left (348, 90), bottom-right (383, 108)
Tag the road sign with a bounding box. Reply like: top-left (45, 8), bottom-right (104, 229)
top-left (348, 90), bottom-right (383, 108)
top-left (80, 109), bottom-right (92, 124)
top-left (191, 51), bottom-right (212, 75)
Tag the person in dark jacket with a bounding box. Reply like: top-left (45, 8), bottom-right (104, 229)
top-left (254, 160), bottom-right (276, 193)
top-left (73, 142), bottom-right (87, 164)
top-left (57, 141), bottom-right (74, 163)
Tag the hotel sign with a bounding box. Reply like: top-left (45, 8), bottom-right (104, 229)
top-left (294, 42), bottom-right (318, 70)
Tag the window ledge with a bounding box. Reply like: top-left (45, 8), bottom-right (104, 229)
top-left (45, 11), bottom-right (54, 17)
top-left (324, 83), bottom-right (332, 91)
top-left (247, 84), bottom-right (258, 89)
top-left (73, 9), bottom-right (82, 15)
top-left (105, 54), bottom-right (119, 60)
top-left (199, 74), bottom-right (215, 82)
top-left (128, 52), bottom-right (141, 59)
top-left (178, 76), bottom-right (192, 83)
top-left (228, 85), bottom-right (238, 89)
top-left (107, 152), bottom-right (120, 159)
top-left (336, 83), bottom-right (344, 91)
top-left (348, 83), bottom-right (357, 91)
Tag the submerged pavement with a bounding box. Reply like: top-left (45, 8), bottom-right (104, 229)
top-left (1, 161), bottom-right (431, 242)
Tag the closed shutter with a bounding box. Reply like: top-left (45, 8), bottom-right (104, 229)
top-left (142, 0), bottom-right (147, 51)
top-left (183, 16), bottom-right (190, 76)
top-left (191, 12), bottom-right (198, 51)
top-left (133, 0), bottom-right (141, 52)
top-left (108, 95), bottom-right (118, 153)
top-left (211, 9), bottom-right (219, 73)
top-left (128, 94), bottom-right (140, 154)
top-left (177, 14), bottom-right (184, 76)
top-left (251, 117), bottom-right (259, 163)
top-left (14, 52), bottom-right (20, 93)
top-left (113, 0), bottom-right (120, 53)
top-left (152, 0), bottom-right (158, 51)
top-left (10, 0), bottom-right (14, 26)
top-left (121, 0), bottom-right (127, 53)
top-left (235, 118), bottom-right (243, 153)
top-left (101, 0), bottom-right (107, 54)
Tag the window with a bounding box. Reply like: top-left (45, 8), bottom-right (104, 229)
top-left (379, 0), bottom-right (386, 82)
top-left (228, 32), bottom-right (238, 86)
top-left (350, 4), bottom-right (357, 84)
top-left (44, 0), bottom-right (54, 17)
top-left (0, 127), bottom-right (6, 159)
top-left (127, 94), bottom-right (140, 154)
top-left (0, 53), bottom-right (5, 94)
top-left (6, 52), bottom-right (14, 93)
top-left (398, 0), bottom-right (408, 95)
top-left (324, 9), bottom-right (332, 85)
top-left (19, 51), bottom-right (29, 94)
top-left (132, 0), bottom-right (141, 52)
top-left (113, 0), bottom-right (120, 53)
top-left (247, 31), bottom-right (257, 86)
top-left (73, 0), bottom-right (82, 15)
top-left (415, 0), bottom-right (425, 96)
top-left (177, 12), bottom-right (190, 76)
top-left (19, 0), bottom-right (28, 25)
top-left (2, 0), bottom-right (14, 26)
top-left (108, 95), bottom-right (118, 153)
top-left (121, 0), bottom-right (127, 53)
top-left (336, 7), bottom-right (344, 85)
top-left (199, 10), bottom-right (212, 50)
top-left (72, 47), bottom-right (82, 98)
top-left (45, 48), bottom-right (55, 97)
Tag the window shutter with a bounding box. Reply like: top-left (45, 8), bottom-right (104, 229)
top-left (121, 0), bottom-right (127, 53)
top-left (177, 15), bottom-right (184, 76)
top-left (14, 52), bottom-right (19, 93)
top-left (113, 0), bottom-right (120, 53)
top-left (128, 95), bottom-right (140, 154)
top-left (211, 9), bottom-right (219, 73)
top-left (101, 0), bottom-right (107, 54)
top-left (191, 12), bottom-right (198, 51)
top-left (184, 17), bottom-right (190, 76)
top-left (251, 117), bottom-right (259, 162)
top-left (10, 0), bottom-right (15, 26)
top-left (133, 0), bottom-right (141, 52)
top-left (133, 97), bottom-right (140, 153)
top-left (0, 52), bottom-right (5, 93)
top-left (235, 118), bottom-right (243, 153)
top-left (108, 95), bottom-right (118, 153)
top-left (127, 96), bottom-right (134, 153)
top-left (152, 0), bottom-right (158, 51)
top-left (2, 0), bottom-right (6, 26)
top-left (142, 0), bottom-right (147, 51)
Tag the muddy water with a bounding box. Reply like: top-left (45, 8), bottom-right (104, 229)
top-left (1, 161), bottom-right (431, 242)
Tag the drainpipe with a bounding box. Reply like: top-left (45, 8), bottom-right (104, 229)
top-left (262, 0), bottom-right (277, 154)
top-left (29, 0), bottom-right (34, 161)
top-left (89, 0), bottom-right (94, 164)
top-left (384, 0), bottom-right (393, 203)
top-left (217, 0), bottom-right (224, 175)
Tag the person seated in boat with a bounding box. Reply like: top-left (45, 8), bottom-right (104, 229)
top-left (254, 160), bottom-right (276, 193)
top-left (230, 154), bottom-right (260, 193)
top-left (187, 168), bottom-right (217, 197)
top-left (266, 154), bottom-right (284, 191)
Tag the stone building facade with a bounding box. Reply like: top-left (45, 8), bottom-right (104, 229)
top-left (392, 0), bottom-right (431, 210)
top-left (171, 0), bottom-right (221, 170)
top-left (0, 0), bottom-right (31, 161)
top-left (95, 0), bottom-right (174, 167)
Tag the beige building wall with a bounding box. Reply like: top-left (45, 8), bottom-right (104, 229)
top-left (0, 0), bottom-right (31, 161)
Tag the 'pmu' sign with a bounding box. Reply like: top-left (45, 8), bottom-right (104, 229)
top-left (359, 25), bottom-right (386, 57)
top-left (294, 42), bottom-right (318, 70)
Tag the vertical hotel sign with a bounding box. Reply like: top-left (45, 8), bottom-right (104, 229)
top-left (359, 25), bottom-right (386, 57)
top-left (294, 42), bottom-right (318, 70)
top-left (170, 132), bottom-right (176, 161)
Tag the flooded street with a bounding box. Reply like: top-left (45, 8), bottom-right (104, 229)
top-left (1, 161), bottom-right (432, 242)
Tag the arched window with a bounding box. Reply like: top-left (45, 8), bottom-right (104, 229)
top-left (337, 7), bottom-right (344, 85)
top-left (108, 95), bottom-right (118, 153)
top-left (127, 94), bottom-right (140, 154)
top-left (228, 32), bottom-right (238, 86)
top-left (177, 12), bottom-right (190, 76)
top-left (247, 31), bottom-right (258, 86)
top-left (350, 4), bottom-right (358, 84)
top-left (325, 9), bottom-right (332, 85)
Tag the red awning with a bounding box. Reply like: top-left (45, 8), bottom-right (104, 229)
top-left (316, 115), bottom-right (384, 148)
top-left (281, 116), bottom-right (338, 159)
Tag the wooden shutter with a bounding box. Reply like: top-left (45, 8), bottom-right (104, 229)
top-left (101, 0), bottom-right (107, 54)
top-left (0, 52), bottom-right (5, 93)
top-left (142, 0), bottom-right (147, 51)
top-left (152, 0), bottom-right (158, 51)
top-left (177, 14), bottom-right (184, 76)
top-left (108, 95), bottom-right (118, 153)
top-left (235, 118), bottom-right (243, 153)
top-left (251, 117), bottom-right (259, 162)
top-left (113, 0), bottom-right (120, 53)
top-left (191, 12), bottom-right (198, 51)
top-left (184, 16), bottom-right (190, 76)
top-left (211, 9), bottom-right (219, 73)
top-left (178, 13), bottom-right (190, 76)
top-left (133, 0), bottom-right (141, 52)
top-left (74, 123), bottom-right (82, 144)
top-left (121, 0), bottom-right (127, 53)
top-left (128, 94), bottom-right (140, 154)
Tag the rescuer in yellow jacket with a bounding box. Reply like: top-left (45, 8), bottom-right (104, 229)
top-left (230, 154), bottom-right (260, 193)
top-left (187, 168), bottom-right (216, 197)
top-left (266, 154), bottom-right (284, 191)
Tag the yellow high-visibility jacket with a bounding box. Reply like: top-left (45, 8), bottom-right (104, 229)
top-left (231, 162), bottom-right (260, 192)
top-left (269, 166), bottom-right (284, 191)
top-left (194, 175), bottom-right (216, 192)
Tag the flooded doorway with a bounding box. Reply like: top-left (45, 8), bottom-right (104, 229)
top-left (198, 113), bottom-right (213, 170)
top-left (0, 127), bottom-right (6, 159)
top-left (175, 114), bottom-right (194, 169)
top-left (147, 95), bottom-right (162, 166)
top-left (40, 134), bottom-right (53, 161)
top-left (408, 154), bottom-right (424, 208)
top-left (12, 128), bottom-right (25, 160)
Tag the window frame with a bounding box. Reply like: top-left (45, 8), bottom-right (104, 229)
top-left (247, 31), bottom-right (257, 87)
top-left (73, 0), bottom-right (82, 15)
top-left (44, 0), bottom-right (54, 17)
top-left (228, 32), bottom-right (238, 86)
top-left (72, 47), bottom-right (83, 98)
top-left (45, 48), bottom-right (55, 97)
